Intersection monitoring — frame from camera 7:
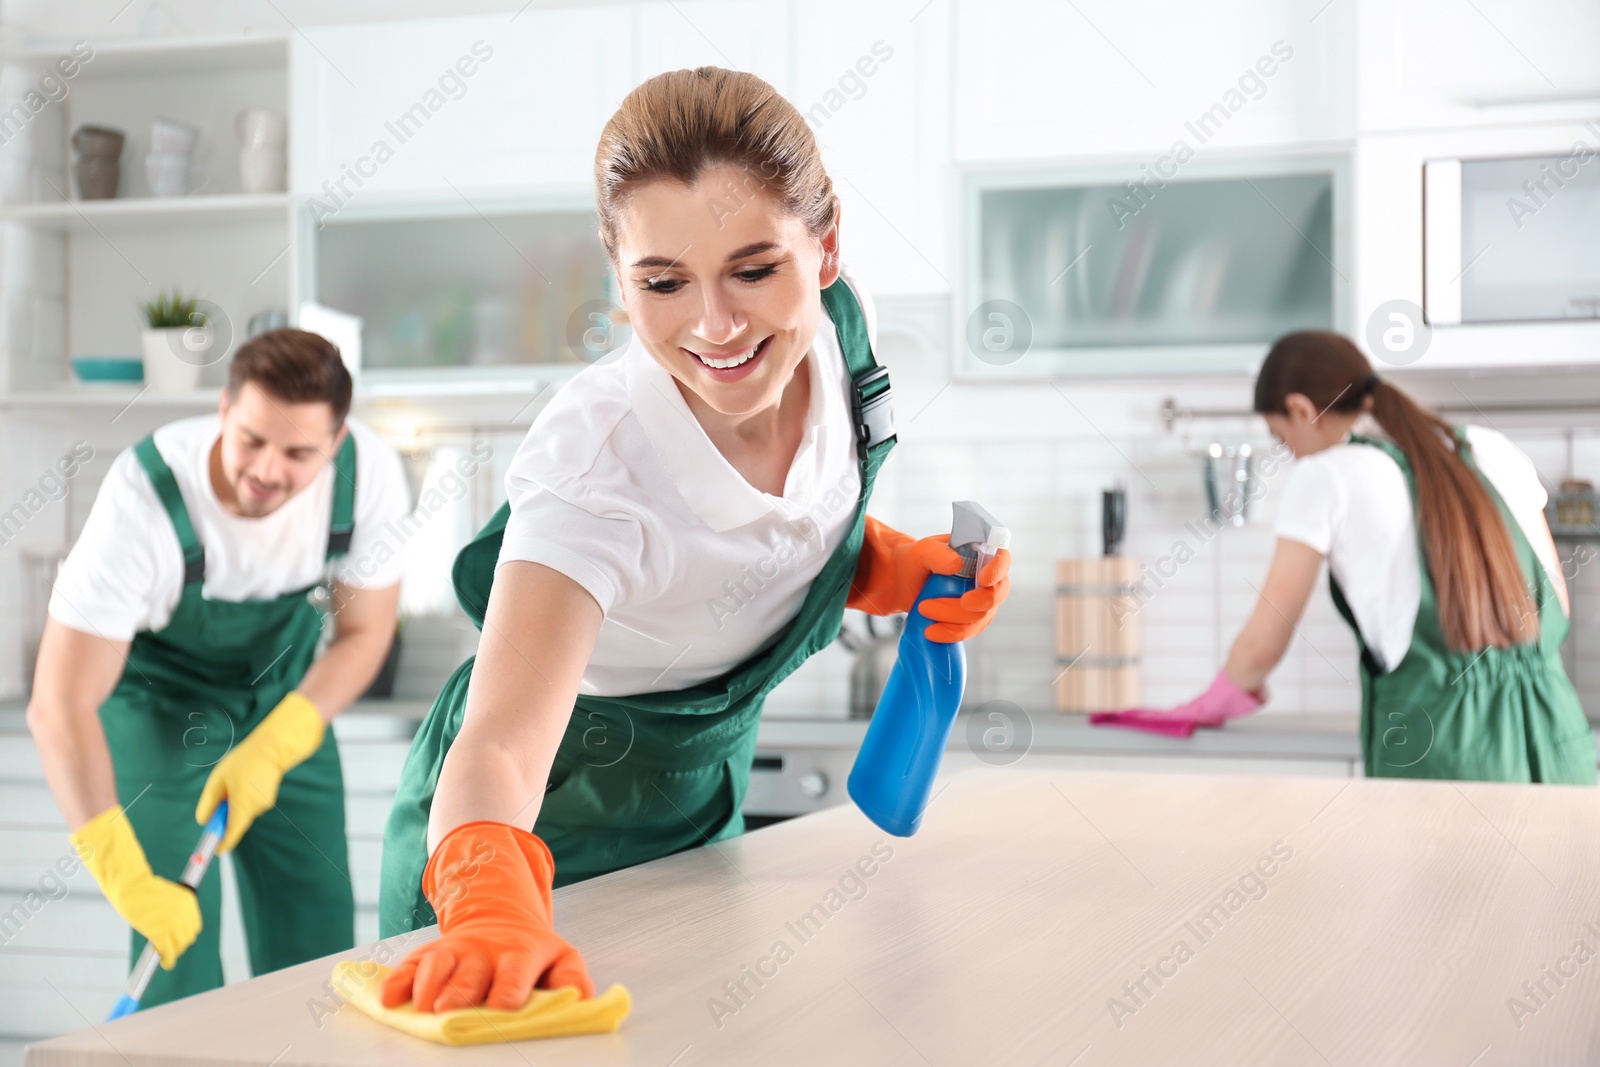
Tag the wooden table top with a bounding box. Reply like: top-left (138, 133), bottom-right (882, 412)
top-left (26, 768), bottom-right (1600, 1066)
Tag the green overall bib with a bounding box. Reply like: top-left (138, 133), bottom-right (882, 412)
top-left (380, 280), bottom-right (896, 933)
top-left (98, 433), bottom-right (359, 1007)
top-left (1333, 432), bottom-right (1594, 783)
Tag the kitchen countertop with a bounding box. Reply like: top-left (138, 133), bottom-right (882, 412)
top-left (756, 709), bottom-right (1361, 761)
top-left (25, 767), bottom-right (1600, 1066)
top-left (0, 697), bottom-right (1361, 758)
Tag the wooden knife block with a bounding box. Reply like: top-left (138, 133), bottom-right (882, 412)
top-left (1055, 557), bottom-right (1141, 713)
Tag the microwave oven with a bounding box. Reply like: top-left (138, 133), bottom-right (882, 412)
top-left (1423, 143), bottom-right (1600, 328)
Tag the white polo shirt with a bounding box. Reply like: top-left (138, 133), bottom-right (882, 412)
top-left (1275, 420), bottom-right (1558, 673)
top-left (50, 415), bottom-right (411, 641)
top-left (498, 274), bottom-right (876, 697)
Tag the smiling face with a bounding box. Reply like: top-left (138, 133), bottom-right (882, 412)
top-left (214, 381), bottom-right (346, 517)
top-left (611, 164), bottom-right (840, 420)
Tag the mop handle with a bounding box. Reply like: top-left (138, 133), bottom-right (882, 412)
top-left (106, 800), bottom-right (229, 1021)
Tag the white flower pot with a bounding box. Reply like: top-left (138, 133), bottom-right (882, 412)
top-left (141, 327), bottom-right (212, 393)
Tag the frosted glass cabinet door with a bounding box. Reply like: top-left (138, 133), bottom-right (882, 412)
top-left (313, 209), bottom-right (622, 372)
top-left (959, 167), bottom-right (1338, 377)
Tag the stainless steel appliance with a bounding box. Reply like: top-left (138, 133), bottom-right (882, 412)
top-left (1425, 151), bottom-right (1600, 326)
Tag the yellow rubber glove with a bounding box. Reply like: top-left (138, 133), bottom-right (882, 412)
top-left (196, 691), bottom-right (325, 852)
top-left (333, 961), bottom-right (630, 1046)
top-left (71, 805), bottom-right (202, 970)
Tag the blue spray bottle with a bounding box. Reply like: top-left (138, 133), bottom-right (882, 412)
top-left (847, 501), bottom-right (1011, 836)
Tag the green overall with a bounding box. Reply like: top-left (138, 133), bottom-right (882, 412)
top-left (98, 433), bottom-right (358, 1007)
top-left (380, 280), bottom-right (896, 933)
top-left (1334, 432), bottom-right (1594, 783)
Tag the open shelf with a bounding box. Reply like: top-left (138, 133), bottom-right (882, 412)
top-left (358, 366), bottom-right (584, 399)
top-left (1, 193), bottom-right (291, 231)
top-left (8, 35), bottom-right (288, 80)
top-left (0, 387), bottom-right (217, 409)
top-left (1, 371), bottom-right (578, 413)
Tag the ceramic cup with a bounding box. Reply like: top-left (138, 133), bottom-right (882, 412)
top-left (235, 107), bottom-right (287, 148)
top-left (149, 118), bottom-right (198, 157)
top-left (71, 125), bottom-right (125, 200)
top-left (145, 152), bottom-right (190, 197)
top-left (72, 125), bottom-right (125, 158)
top-left (239, 146), bottom-right (286, 194)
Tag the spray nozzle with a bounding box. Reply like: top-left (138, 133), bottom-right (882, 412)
top-left (949, 501), bottom-right (1011, 580)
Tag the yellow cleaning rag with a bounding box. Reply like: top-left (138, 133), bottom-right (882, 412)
top-left (332, 961), bottom-right (631, 1046)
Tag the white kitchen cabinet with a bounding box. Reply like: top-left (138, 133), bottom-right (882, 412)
top-left (792, 0), bottom-right (952, 295)
top-left (633, 0), bottom-right (790, 91)
top-left (0, 714), bottom-right (411, 1050)
top-left (954, 151), bottom-right (1351, 378)
top-left (952, 0), bottom-right (1355, 163)
top-left (289, 7), bottom-right (634, 198)
top-left (634, 0), bottom-right (952, 295)
top-left (1353, 120), bottom-right (1600, 369)
top-left (1356, 0), bottom-right (1600, 134)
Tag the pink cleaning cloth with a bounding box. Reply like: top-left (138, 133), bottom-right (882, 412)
top-left (1089, 670), bottom-right (1262, 738)
top-left (1088, 709), bottom-right (1207, 738)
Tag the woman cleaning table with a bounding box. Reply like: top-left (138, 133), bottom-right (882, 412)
top-left (1094, 330), bottom-right (1590, 785)
top-left (375, 66), bottom-right (1012, 1015)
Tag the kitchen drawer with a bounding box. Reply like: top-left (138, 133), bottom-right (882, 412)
top-left (335, 740), bottom-right (413, 795)
top-left (0, 982), bottom-right (124, 1043)
top-left (345, 795), bottom-right (395, 840)
top-left (0, 733), bottom-right (42, 782)
top-left (348, 838), bottom-right (382, 909)
top-left (0, 894), bottom-right (120, 954)
top-left (3, 787), bottom-right (401, 837)
top-left (0, 948), bottom-right (124, 991)
top-left (0, 784), bottom-right (63, 828)
top-left (0, 829), bottom-right (87, 893)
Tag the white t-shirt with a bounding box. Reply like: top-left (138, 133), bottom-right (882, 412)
top-left (50, 415), bottom-right (411, 641)
top-left (498, 275), bottom-right (876, 697)
top-left (1274, 420), bottom-right (1556, 673)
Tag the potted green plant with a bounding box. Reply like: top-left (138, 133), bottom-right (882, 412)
top-left (139, 291), bottom-right (212, 394)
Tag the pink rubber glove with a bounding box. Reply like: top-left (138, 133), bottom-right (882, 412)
top-left (1089, 670), bottom-right (1263, 738)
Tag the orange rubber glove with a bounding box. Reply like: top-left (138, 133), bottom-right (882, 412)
top-left (848, 515), bottom-right (1012, 643)
top-left (381, 822), bottom-right (593, 1014)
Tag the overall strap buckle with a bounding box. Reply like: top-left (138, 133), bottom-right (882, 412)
top-left (851, 365), bottom-right (896, 459)
top-left (325, 431), bottom-right (358, 560)
top-left (182, 545), bottom-right (205, 587)
top-left (326, 526), bottom-right (353, 557)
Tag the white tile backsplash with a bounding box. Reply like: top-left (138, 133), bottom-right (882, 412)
top-left (768, 362), bottom-right (1598, 722)
top-left (4, 331), bottom-right (1596, 722)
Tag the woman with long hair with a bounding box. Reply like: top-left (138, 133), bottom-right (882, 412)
top-left (371, 67), bottom-right (1013, 1016)
top-left (1095, 330), bottom-right (1587, 784)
